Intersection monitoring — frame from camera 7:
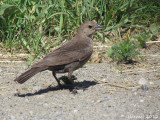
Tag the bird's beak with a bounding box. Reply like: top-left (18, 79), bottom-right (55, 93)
top-left (95, 24), bottom-right (103, 31)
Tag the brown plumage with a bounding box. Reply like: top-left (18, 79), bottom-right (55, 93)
top-left (14, 21), bottom-right (103, 87)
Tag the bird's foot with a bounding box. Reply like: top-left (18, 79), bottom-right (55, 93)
top-left (59, 75), bottom-right (77, 85)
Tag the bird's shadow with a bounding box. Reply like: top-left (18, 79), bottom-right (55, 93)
top-left (15, 80), bottom-right (97, 97)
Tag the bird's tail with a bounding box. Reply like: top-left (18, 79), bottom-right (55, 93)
top-left (14, 67), bottom-right (47, 84)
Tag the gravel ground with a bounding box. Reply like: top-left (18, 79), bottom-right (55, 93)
top-left (0, 44), bottom-right (160, 120)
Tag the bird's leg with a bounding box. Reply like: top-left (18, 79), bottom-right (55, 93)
top-left (52, 71), bottom-right (62, 87)
top-left (68, 71), bottom-right (74, 84)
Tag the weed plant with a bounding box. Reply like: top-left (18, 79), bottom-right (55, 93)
top-left (108, 38), bottom-right (140, 63)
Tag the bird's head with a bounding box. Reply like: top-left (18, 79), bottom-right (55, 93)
top-left (77, 21), bottom-right (103, 38)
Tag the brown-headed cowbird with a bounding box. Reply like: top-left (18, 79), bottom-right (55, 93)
top-left (14, 21), bottom-right (103, 87)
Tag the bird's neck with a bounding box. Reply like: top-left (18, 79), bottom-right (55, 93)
top-left (74, 34), bottom-right (93, 48)
top-left (76, 33), bottom-right (93, 40)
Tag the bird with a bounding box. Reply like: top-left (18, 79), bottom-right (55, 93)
top-left (14, 21), bottom-right (103, 87)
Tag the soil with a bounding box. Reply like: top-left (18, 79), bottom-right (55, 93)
top-left (0, 43), bottom-right (160, 120)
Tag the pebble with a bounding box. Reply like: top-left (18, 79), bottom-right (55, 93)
top-left (25, 98), bottom-right (29, 103)
top-left (138, 78), bottom-right (147, 85)
top-left (132, 87), bottom-right (138, 92)
top-left (141, 84), bottom-right (148, 90)
top-left (43, 103), bottom-right (49, 107)
top-left (29, 111), bottom-right (34, 115)
top-left (101, 78), bottom-right (107, 82)
top-left (134, 92), bottom-right (137, 95)
top-left (97, 99), bottom-right (102, 103)
top-left (36, 94), bottom-right (45, 99)
top-left (120, 114), bottom-right (125, 117)
top-left (138, 78), bottom-right (148, 90)
top-left (73, 109), bottom-right (78, 113)
top-left (149, 81), bottom-right (154, 85)
top-left (77, 89), bottom-right (84, 94)
top-left (10, 115), bottom-right (16, 119)
top-left (140, 99), bottom-right (144, 103)
top-left (32, 86), bottom-right (45, 91)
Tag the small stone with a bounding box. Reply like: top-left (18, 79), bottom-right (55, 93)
top-left (141, 84), bottom-right (148, 90)
top-left (36, 94), bottom-right (44, 99)
top-left (101, 78), bottom-right (107, 82)
top-left (29, 111), bottom-right (33, 115)
top-left (138, 78), bottom-right (147, 85)
top-left (43, 103), bottom-right (49, 107)
top-left (132, 87), bottom-right (138, 92)
top-left (121, 114), bottom-right (124, 117)
top-left (97, 100), bottom-right (102, 103)
top-left (77, 89), bottom-right (84, 94)
top-left (149, 81), bottom-right (154, 85)
top-left (73, 109), bottom-right (78, 113)
top-left (140, 99), bottom-right (144, 103)
top-left (10, 115), bottom-right (16, 119)
top-left (138, 78), bottom-right (148, 90)
top-left (134, 92), bottom-right (137, 95)
top-left (25, 98), bottom-right (29, 103)
top-left (32, 86), bottom-right (45, 91)
top-left (108, 105), bottom-right (111, 107)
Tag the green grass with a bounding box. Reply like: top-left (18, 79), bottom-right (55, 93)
top-left (0, 0), bottom-right (160, 62)
top-left (108, 38), bottom-right (140, 63)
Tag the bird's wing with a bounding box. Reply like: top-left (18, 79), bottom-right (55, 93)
top-left (32, 46), bottom-right (92, 68)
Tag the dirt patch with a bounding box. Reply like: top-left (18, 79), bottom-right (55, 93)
top-left (0, 43), bottom-right (160, 120)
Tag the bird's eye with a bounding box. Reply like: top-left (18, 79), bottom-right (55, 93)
top-left (88, 25), bottom-right (93, 29)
